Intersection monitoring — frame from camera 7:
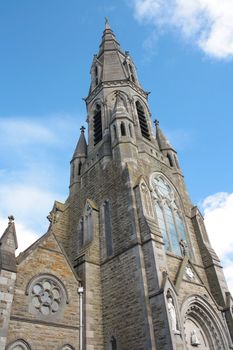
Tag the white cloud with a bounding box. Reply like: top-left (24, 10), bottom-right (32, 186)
top-left (0, 216), bottom-right (39, 254)
top-left (132, 0), bottom-right (233, 59)
top-left (0, 184), bottom-right (57, 232)
top-left (0, 119), bottom-right (56, 146)
top-left (202, 192), bottom-right (233, 294)
top-left (0, 114), bottom-right (78, 253)
top-left (164, 128), bottom-right (193, 151)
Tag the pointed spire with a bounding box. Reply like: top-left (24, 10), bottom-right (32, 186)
top-left (154, 120), bottom-right (174, 151)
top-left (98, 18), bottom-right (122, 56)
top-left (72, 126), bottom-right (87, 160)
top-left (0, 216), bottom-right (18, 272)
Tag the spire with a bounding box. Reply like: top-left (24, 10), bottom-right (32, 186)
top-left (93, 20), bottom-right (128, 84)
top-left (72, 126), bottom-right (87, 160)
top-left (98, 18), bottom-right (122, 56)
top-left (155, 120), bottom-right (174, 151)
top-left (87, 20), bottom-right (142, 96)
top-left (0, 215), bottom-right (18, 272)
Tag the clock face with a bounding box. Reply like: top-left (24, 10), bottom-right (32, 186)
top-left (185, 266), bottom-right (195, 279)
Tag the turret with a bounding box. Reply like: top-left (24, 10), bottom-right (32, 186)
top-left (111, 91), bottom-right (137, 162)
top-left (0, 215), bottom-right (18, 272)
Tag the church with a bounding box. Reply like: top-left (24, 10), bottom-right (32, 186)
top-left (0, 20), bottom-right (233, 350)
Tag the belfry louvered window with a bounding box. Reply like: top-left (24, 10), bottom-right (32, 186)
top-left (93, 104), bottom-right (102, 145)
top-left (136, 101), bottom-right (150, 140)
top-left (152, 175), bottom-right (189, 256)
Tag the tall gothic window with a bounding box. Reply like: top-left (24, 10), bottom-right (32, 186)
top-left (136, 101), bottom-right (150, 140)
top-left (152, 174), bottom-right (189, 256)
top-left (103, 201), bottom-right (113, 256)
top-left (110, 336), bottom-right (117, 350)
top-left (93, 104), bottom-right (102, 145)
top-left (95, 65), bottom-right (99, 86)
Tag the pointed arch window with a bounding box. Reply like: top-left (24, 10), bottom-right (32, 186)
top-left (93, 104), bottom-right (102, 145)
top-left (167, 153), bottom-right (174, 167)
top-left (152, 175), bottom-right (189, 256)
top-left (95, 65), bottom-right (99, 86)
top-left (128, 123), bottom-right (133, 138)
top-left (103, 201), bottom-right (113, 256)
top-left (136, 101), bottom-right (150, 140)
top-left (78, 161), bottom-right (82, 176)
top-left (110, 336), bottom-right (117, 350)
top-left (120, 122), bottom-right (126, 136)
top-left (6, 340), bottom-right (31, 350)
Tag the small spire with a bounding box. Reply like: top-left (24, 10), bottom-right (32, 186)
top-left (155, 121), bottom-right (174, 151)
top-left (72, 126), bottom-right (87, 160)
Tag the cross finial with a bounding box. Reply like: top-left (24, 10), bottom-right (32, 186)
top-left (8, 215), bottom-right (15, 224)
top-left (80, 126), bottom-right (85, 133)
top-left (154, 119), bottom-right (159, 127)
top-left (105, 17), bottom-right (110, 29)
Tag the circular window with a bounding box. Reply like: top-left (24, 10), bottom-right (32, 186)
top-left (28, 276), bottom-right (67, 316)
top-left (31, 278), bottom-right (61, 315)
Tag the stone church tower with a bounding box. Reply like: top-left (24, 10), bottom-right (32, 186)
top-left (0, 21), bottom-right (233, 350)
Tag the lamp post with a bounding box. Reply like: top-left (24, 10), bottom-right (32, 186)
top-left (78, 286), bottom-right (84, 350)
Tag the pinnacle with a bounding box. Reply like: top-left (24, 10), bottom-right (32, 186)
top-left (155, 120), bottom-right (174, 151)
top-left (72, 127), bottom-right (87, 160)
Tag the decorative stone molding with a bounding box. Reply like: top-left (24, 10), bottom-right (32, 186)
top-left (182, 295), bottom-right (229, 349)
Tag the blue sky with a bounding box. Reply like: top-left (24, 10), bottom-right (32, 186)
top-left (0, 0), bottom-right (232, 291)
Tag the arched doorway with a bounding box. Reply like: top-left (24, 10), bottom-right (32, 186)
top-left (182, 296), bottom-right (229, 350)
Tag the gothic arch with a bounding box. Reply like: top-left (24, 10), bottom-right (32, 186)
top-left (133, 94), bottom-right (150, 116)
top-left (6, 339), bottom-right (31, 350)
top-left (89, 97), bottom-right (104, 112)
top-left (181, 295), bottom-right (229, 350)
top-left (149, 172), bottom-right (188, 221)
top-left (60, 345), bottom-right (75, 350)
top-left (106, 89), bottom-right (131, 112)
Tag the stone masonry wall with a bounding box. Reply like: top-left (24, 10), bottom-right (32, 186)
top-left (0, 270), bottom-right (16, 350)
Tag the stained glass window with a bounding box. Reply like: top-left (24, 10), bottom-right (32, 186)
top-left (152, 175), bottom-right (189, 256)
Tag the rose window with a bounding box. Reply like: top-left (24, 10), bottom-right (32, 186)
top-left (31, 279), bottom-right (61, 315)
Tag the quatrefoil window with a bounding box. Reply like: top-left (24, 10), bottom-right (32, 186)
top-left (31, 279), bottom-right (61, 315)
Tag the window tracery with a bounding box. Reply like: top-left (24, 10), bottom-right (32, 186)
top-left (26, 274), bottom-right (68, 318)
top-left (152, 174), bottom-right (189, 256)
